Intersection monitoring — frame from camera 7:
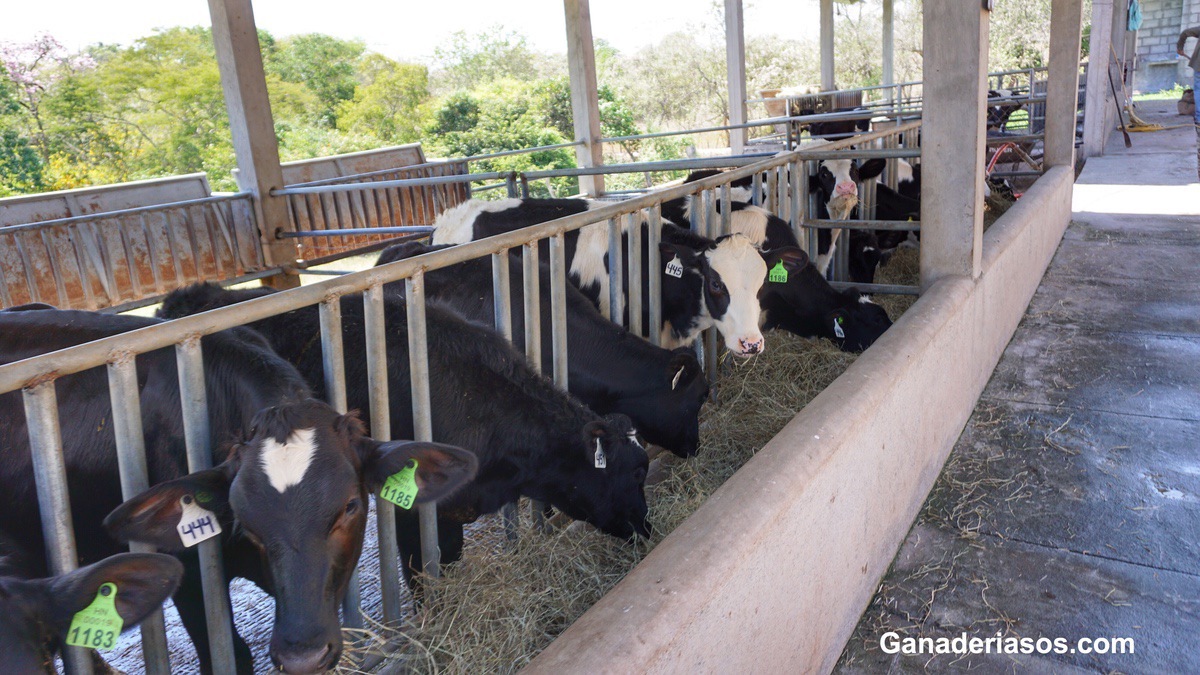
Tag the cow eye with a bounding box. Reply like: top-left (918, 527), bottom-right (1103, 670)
top-left (708, 279), bottom-right (725, 295)
top-left (344, 499), bottom-right (361, 517)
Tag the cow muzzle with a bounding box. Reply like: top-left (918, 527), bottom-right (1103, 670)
top-left (273, 642), bottom-right (337, 674)
top-left (734, 336), bottom-right (765, 357)
top-left (834, 181), bottom-right (858, 197)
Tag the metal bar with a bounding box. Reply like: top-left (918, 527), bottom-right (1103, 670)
top-left (403, 275), bottom-right (441, 579)
top-left (549, 234), bottom-right (569, 387)
top-left (363, 285), bottom-right (403, 621)
top-left (647, 207), bottom-right (663, 347)
top-left (607, 218), bottom-right (625, 326)
top-left (751, 173), bottom-right (762, 206)
top-left (490, 251), bottom-right (519, 540)
top-left (274, 172), bottom-right (511, 197)
top-left (23, 382), bottom-right (93, 675)
top-left (0, 194), bottom-right (253, 234)
top-left (175, 338), bottom-right (237, 674)
top-left (720, 184), bottom-right (732, 236)
top-left (520, 244), bottom-right (546, 530)
top-left (317, 300), bottom-right (360, 628)
top-left (829, 281), bottom-right (920, 295)
top-left (107, 358), bottom-right (171, 674)
top-left (805, 219), bottom-right (920, 231)
top-left (626, 214), bottom-right (642, 338)
top-left (505, 173), bottom-right (519, 198)
top-left (794, 148), bottom-right (922, 160)
top-left (276, 226), bottom-right (434, 238)
top-left (789, 159), bottom-right (802, 244)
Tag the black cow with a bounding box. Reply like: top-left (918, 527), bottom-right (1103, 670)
top-left (158, 284), bottom-right (651, 589)
top-left (1, 553), bottom-right (182, 674)
top-left (0, 309), bottom-right (475, 674)
top-left (376, 242), bottom-right (709, 457)
top-left (432, 198), bottom-right (769, 357)
top-left (759, 248), bottom-right (894, 352)
top-left (808, 107), bottom-right (872, 141)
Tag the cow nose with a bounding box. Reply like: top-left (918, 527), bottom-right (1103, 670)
top-left (274, 643), bottom-right (334, 674)
top-left (835, 181), bottom-right (857, 196)
top-left (738, 337), bottom-right (764, 356)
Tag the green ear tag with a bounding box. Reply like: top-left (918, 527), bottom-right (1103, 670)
top-left (66, 582), bottom-right (123, 651)
top-left (768, 260), bottom-right (788, 283)
top-left (380, 460), bottom-right (419, 509)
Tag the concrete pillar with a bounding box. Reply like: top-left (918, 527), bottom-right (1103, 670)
top-left (725, 0), bottom-right (748, 154)
top-left (1082, 0), bottom-right (1116, 157)
top-left (882, 0), bottom-right (895, 92)
top-left (563, 0), bottom-right (605, 196)
top-left (920, 0), bottom-right (988, 287)
top-left (1045, 0), bottom-right (1085, 168)
top-left (820, 0), bottom-right (835, 90)
top-left (207, 0), bottom-right (298, 287)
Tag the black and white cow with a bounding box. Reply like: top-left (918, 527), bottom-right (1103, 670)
top-left (376, 242), bottom-right (709, 458)
top-left (808, 108), bottom-right (873, 141)
top-left (986, 89), bottom-right (1023, 130)
top-left (159, 284), bottom-right (652, 588)
top-left (433, 198), bottom-right (769, 357)
top-left (0, 553), bottom-right (183, 674)
top-left (0, 309), bottom-right (475, 674)
top-left (758, 247), bottom-right (894, 352)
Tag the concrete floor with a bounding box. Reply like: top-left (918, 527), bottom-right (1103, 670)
top-left (836, 101), bottom-right (1200, 674)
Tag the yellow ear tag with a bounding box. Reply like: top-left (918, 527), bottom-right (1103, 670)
top-left (66, 582), bottom-right (122, 651)
top-left (769, 260), bottom-right (788, 283)
top-left (381, 460), bottom-right (419, 509)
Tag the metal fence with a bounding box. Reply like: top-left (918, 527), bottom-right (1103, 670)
top-left (0, 193), bottom-right (265, 313)
top-left (0, 124), bottom-right (930, 672)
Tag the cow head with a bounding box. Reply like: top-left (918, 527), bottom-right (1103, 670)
top-left (810, 159), bottom-right (889, 222)
top-left (104, 399), bottom-right (477, 674)
top-left (0, 553), bottom-right (182, 674)
top-left (541, 413), bottom-right (650, 540)
top-left (612, 349), bottom-right (707, 458)
top-left (826, 293), bottom-right (894, 352)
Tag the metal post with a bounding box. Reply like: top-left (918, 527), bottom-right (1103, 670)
top-left (107, 359), bottom-right (171, 674)
top-left (549, 234), bottom-right (570, 387)
top-left (789, 158), bottom-right (802, 245)
top-left (318, 299), bottom-right (360, 628)
top-left (805, 160), bottom-right (819, 257)
top-left (607, 218), bottom-right (625, 326)
top-left (820, 0), bottom-right (836, 90)
top-left (563, 0), bottom-right (605, 195)
top-left (724, 0), bottom-right (748, 153)
top-left (403, 275), bottom-right (440, 578)
top-left (751, 173), bottom-right (763, 206)
top-left (175, 338), bottom-right (237, 674)
top-left (23, 382), bottom-right (93, 675)
top-left (521, 244), bottom-right (547, 529)
top-left (626, 214), bottom-right (643, 338)
top-left (882, 0), bottom-right (895, 96)
top-left (647, 207), bottom-right (663, 347)
top-left (720, 183), bottom-right (732, 236)
top-left (766, 170), bottom-right (778, 214)
top-left (363, 286), bottom-right (403, 621)
top-left (505, 173), bottom-right (519, 199)
top-left (491, 252), bottom-right (519, 541)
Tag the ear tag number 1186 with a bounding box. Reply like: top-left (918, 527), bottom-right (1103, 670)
top-left (66, 582), bottom-right (122, 650)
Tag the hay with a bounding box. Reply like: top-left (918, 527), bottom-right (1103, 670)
top-left (350, 333), bottom-right (858, 674)
top-left (873, 246), bottom-right (920, 320)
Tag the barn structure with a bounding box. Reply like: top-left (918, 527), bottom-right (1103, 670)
top-left (1, 0), bottom-right (1194, 673)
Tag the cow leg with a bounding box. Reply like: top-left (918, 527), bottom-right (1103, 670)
top-left (173, 557), bottom-right (254, 674)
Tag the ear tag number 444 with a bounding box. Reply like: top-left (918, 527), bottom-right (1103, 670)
top-left (66, 582), bottom-right (122, 651)
top-left (177, 494), bottom-right (221, 547)
top-left (381, 460), bottom-right (419, 509)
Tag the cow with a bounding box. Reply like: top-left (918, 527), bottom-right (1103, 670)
top-left (1, 552), bottom-right (182, 674)
top-left (986, 89), bottom-right (1023, 130)
top-left (758, 248), bottom-right (894, 352)
top-left (808, 107), bottom-right (873, 141)
top-left (158, 284), bottom-right (652, 590)
top-left (0, 308), bottom-right (476, 674)
top-left (376, 241), bottom-right (709, 458)
top-left (432, 198), bottom-right (769, 357)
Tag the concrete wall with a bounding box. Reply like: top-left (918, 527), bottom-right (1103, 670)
top-left (524, 167), bottom-right (1075, 674)
top-left (1134, 0), bottom-right (1200, 92)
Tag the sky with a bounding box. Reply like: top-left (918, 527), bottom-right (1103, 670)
top-left (1, 0), bottom-right (825, 62)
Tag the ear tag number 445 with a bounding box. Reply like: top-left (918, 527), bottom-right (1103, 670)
top-left (177, 494), bottom-right (221, 547)
top-left (381, 460), bottom-right (419, 509)
top-left (66, 582), bottom-right (122, 651)
top-left (665, 256), bottom-right (684, 278)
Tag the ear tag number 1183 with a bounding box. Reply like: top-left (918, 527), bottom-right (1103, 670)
top-left (66, 582), bottom-right (122, 650)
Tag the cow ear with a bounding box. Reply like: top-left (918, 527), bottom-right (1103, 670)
top-left (808, 174), bottom-right (821, 191)
top-left (858, 158), bottom-right (887, 181)
top-left (666, 350), bottom-right (701, 390)
top-left (103, 462), bottom-right (235, 552)
top-left (364, 440), bottom-right (478, 504)
top-left (763, 246), bottom-right (809, 271)
top-left (44, 553), bottom-right (184, 636)
top-left (377, 241), bottom-right (445, 267)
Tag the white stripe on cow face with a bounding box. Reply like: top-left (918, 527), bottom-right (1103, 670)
top-left (729, 206), bottom-right (770, 248)
top-left (705, 235), bottom-right (767, 357)
top-left (431, 198), bottom-right (523, 245)
top-left (821, 159), bottom-right (858, 221)
top-left (259, 427), bottom-right (318, 493)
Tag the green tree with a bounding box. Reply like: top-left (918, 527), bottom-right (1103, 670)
top-left (336, 54), bottom-right (429, 144)
top-left (269, 33), bottom-right (365, 126)
top-left (431, 26), bottom-right (548, 94)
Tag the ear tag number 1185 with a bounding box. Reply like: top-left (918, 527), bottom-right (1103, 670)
top-left (381, 460), bottom-right (419, 509)
top-left (66, 582), bottom-right (122, 650)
